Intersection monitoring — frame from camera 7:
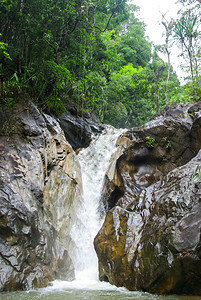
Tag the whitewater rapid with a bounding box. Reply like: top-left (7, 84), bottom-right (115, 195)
top-left (34, 127), bottom-right (176, 299)
top-left (53, 127), bottom-right (122, 289)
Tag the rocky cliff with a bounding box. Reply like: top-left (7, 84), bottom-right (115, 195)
top-left (0, 102), bottom-right (84, 291)
top-left (94, 102), bottom-right (201, 295)
top-left (1, 100), bottom-right (201, 295)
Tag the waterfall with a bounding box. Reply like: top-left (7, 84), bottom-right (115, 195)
top-left (67, 126), bottom-right (122, 286)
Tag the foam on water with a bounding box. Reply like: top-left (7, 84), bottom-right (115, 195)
top-left (66, 127), bottom-right (123, 283)
top-left (38, 127), bottom-right (160, 300)
top-left (47, 127), bottom-right (123, 292)
top-left (48, 279), bottom-right (124, 291)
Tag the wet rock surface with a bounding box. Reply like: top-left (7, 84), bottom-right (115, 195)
top-left (94, 102), bottom-right (201, 295)
top-left (0, 102), bottom-right (83, 291)
top-left (100, 103), bottom-right (197, 212)
top-left (59, 112), bottom-right (106, 150)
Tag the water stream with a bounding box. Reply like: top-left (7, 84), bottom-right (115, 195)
top-left (68, 126), bottom-right (122, 284)
top-left (0, 128), bottom-right (199, 300)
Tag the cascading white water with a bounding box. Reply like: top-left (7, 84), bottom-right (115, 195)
top-left (41, 126), bottom-right (159, 298)
top-left (68, 126), bottom-right (122, 285)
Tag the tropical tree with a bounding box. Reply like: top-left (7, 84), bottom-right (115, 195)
top-left (0, 0), bottom-right (128, 109)
top-left (0, 0), bottom-right (183, 128)
top-left (172, 4), bottom-right (201, 98)
top-left (161, 15), bottom-right (175, 102)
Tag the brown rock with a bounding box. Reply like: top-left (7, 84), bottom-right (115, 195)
top-left (0, 101), bottom-right (82, 291)
top-left (95, 103), bottom-right (201, 295)
top-left (101, 103), bottom-right (196, 212)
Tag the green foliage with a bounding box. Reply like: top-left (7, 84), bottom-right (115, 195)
top-left (29, 60), bottom-right (72, 112)
top-left (100, 30), bottom-right (123, 73)
top-left (0, 39), bottom-right (11, 61)
top-left (47, 97), bottom-right (66, 115)
top-left (0, 0), bottom-right (130, 114)
top-left (72, 71), bottom-right (107, 117)
top-left (103, 101), bottom-right (127, 128)
top-left (162, 137), bottom-right (172, 149)
top-left (117, 10), bottom-right (151, 68)
top-left (146, 136), bottom-right (155, 148)
top-left (103, 48), bottom-right (181, 128)
top-left (103, 63), bottom-right (155, 127)
top-left (172, 3), bottom-right (201, 99)
top-left (2, 96), bottom-right (16, 108)
top-left (193, 166), bottom-right (201, 182)
top-left (0, 0), bottom-right (193, 129)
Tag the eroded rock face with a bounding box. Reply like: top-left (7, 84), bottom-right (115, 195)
top-left (0, 102), bottom-right (82, 291)
top-left (100, 103), bottom-right (199, 211)
top-left (94, 103), bottom-right (201, 295)
top-left (59, 112), bottom-right (106, 150)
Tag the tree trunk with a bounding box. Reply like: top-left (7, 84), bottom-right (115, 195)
top-left (162, 18), bottom-right (171, 103)
top-left (165, 48), bottom-right (171, 103)
top-left (0, 77), bottom-right (4, 97)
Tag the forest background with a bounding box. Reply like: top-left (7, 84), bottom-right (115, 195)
top-left (0, 0), bottom-right (200, 128)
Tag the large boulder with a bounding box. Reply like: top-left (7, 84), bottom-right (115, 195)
top-left (100, 103), bottom-right (197, 211)
top-left (94, 102), bottom-right (201, 295)
top-left (59, 112), bottom-right (106, 150)
top-left (0, 102), bottom-right (82, 291)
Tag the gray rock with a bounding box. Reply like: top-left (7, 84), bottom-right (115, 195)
top-left (59, 112), bottom-right (106, 150)
top-left (0, 101), bottom-right (83, 291)
top-left (94, 103), bottom-right (201, 295)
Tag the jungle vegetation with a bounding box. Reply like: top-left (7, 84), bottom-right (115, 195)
top-left (0, 0), bottom-right (201, 128)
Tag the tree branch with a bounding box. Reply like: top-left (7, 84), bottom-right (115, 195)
top-left (94, 0), bottom-right (124, 32)
top-left (94, 12), bottom-right (115, 32)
